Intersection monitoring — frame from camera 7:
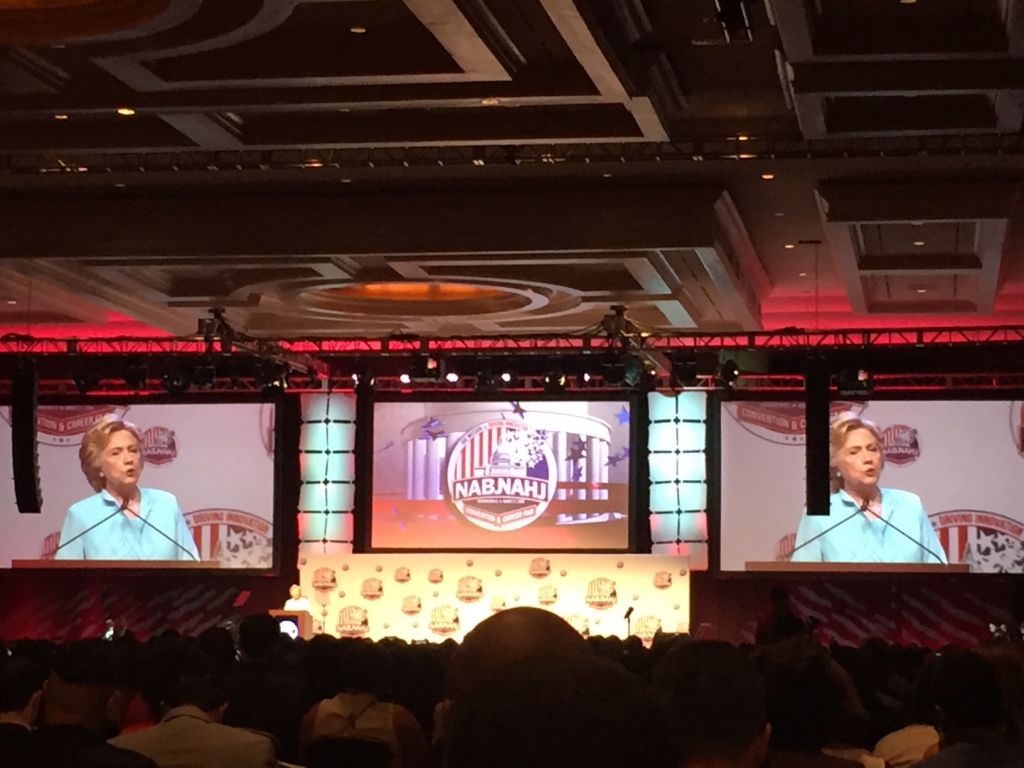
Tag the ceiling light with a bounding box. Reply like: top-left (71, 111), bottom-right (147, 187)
top-left (737, 135), bottom-right (750, 141)
top-left (775, 212), bottom-right (785, 217)
top-left (480, 98), bottom-right (500, 106)
top-left (916, 288), bottom-right (927, 293)
top-left (116, 107), bottom-right (135, 116)
top-left (445, 372), bottom-right (460, 383)
top-left (913, 240), bottom-right (924, 246)
top-left (350, 26), bottom-right (366, 33)
top-left (602, 173), bottom-right (613, 178)
top-left (900, 0), bottom-right (916, 4)
top-left (784, 243), bottom-right (795, 249)
top-left (583, 372), bottom-right (592, 382)
top-left (500, 372), bottom-right (512, 383)
top-left (54, 114), bottom-right (68, 120)
top-left (399, 373), bottom-right (411, 384)
top-left (114, 183), bottom-right (126, 188)
top-left (6, 300), bottom-right (16, 305)
top-left (761, 172), bottom-right (774, 180)
top-left (798, 272), bottom-right (808, 277)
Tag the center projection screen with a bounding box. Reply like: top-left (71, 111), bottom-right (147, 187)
top-left (0, 402), bottom-right (276, 569)
top-left (371, 400), bottom-right (632, 550)
top-left (720, 399), bottom-right (1024, 573)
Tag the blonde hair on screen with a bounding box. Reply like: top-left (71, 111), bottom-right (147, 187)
top-left (829, 411), bottom-right (884, 493)
top-left (79, 416), bottom-right (144, 492)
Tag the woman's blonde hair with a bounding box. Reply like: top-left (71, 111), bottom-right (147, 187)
top-left (79, 416), bottom-right (144, 492)
top-left (829, 411), bottom-right (884, 493)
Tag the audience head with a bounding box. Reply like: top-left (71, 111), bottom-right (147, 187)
top-left (336, 639), bottom-right (392, 696)
top-left (140, 640), bottom-right (228, 719)
top-left (654, 641), bottom-right (770, 768)
top-left (448, 652), bottom-right (676, 768)
top-left (770, 586), bottom-right (790, 610)
top-left (238, 614), bottom-right (281, 660)
top-left (42, 639), bottom-right (123, 733)
top-left (0, 656), bottom-right (47, 727)
top-left (920, 647), bottom-right (1002, 735)
top-left (975, 638), bottom-right (1024, 741)
top-left (197, 626), bottom-right (236, 669)
top-left (758, 638), bottom-right (849, 753)
top-left (445, 607), bottom-right (588, 707)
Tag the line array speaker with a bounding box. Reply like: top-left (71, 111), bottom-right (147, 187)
top-left (12, 367), bottom-right (42, 514)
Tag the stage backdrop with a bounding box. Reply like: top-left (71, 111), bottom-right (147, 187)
top-left (297, 553), bottom-right (691, 645)
top-left (720, 399), bottom-right (1024, 573)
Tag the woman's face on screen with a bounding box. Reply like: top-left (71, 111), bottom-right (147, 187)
top-left (834, 427), bottom-right (882, 489)
top-left (100, 430), bottom-right (142, 490)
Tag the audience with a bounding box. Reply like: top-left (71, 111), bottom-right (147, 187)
top-left (2, 607), bottom-right (1024, 768)
top-left (654, 640), bottom-right (770, 768)
top-left (448, 652), bottom-right (677, 768)
top-left (110, 641), bottom-right (277, 768)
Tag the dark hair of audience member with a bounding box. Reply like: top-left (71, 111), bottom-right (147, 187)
top-left (0, 656), bottom-right (47, 718)
top-left (139, 641), bottom-right (228, 715)
top-left (238, 614), bottom-right (282, 660)
top-left (654, 641), bottom-right (769, 768)
top-left (336, 639), bottom-right (393, 697)
top-left (757, 638), bottom-right (850, 753)
top-left (921, 647), bottom-right (1003, 735)
top-left (448, 652), bottom-right (677, 768)
top-left (42, 639), bottom-right (123, 733)
top-left (197, 626), bottom-right (237, 670)
top-left (975, 638), bottom-right (1024, 742)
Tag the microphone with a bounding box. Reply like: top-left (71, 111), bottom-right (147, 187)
top-left (623, 606), bottom-right (634, 620)
top-left (136, 514), bottom-right (198, 561)
top-left (787, 503), bottom-right (866, 561)
top-left (51, 504), bottom-right (127, 558)
top-left (872, 512), bottom-right (947, 565)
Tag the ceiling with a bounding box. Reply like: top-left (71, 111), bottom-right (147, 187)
top-left (2, 0), bottom-right (1024, 339)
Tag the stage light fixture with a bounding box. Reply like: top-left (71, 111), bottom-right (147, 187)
top-left (72, 369), bottom-right (100, 395)
top-left (602, 357), bottom-right (626, 385)
top-left (500, 371), bottom-right (512, 383)
top-left (162, 366), bottom-right (192, 395)
top-left (475, 361), bottom-right (497, 392)
top-left (123, 362), bottom-right (147, 390)
top-left (445, 372), bottom-right (460, 384)
top-left (543, 359), bottom-right (566, 393)
top-left (718, 360), bottom-right (740, 388)
top-left (399, 373), bottom-right (411, 384)
top-left (623, 354), bottom-right (652, 388)
top-left (670, 357), bottom-right (699, 388)
top-left (192, 361), bottom-right (216, 389)
top-left (837, 367), bottom-right (872, 396)
top-left (409, 354), bottom-right (442, 381)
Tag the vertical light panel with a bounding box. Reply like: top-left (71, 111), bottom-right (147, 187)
top-left (298, 392), bottom-right (357, 556)
top-left (648, 392), bottom-right (708, 570)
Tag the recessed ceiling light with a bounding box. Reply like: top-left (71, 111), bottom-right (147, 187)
top-left (913, 240), bottom-right (924, 246)
top-left (775, 212), bottom-right (785, 217)
top-left (602, 173), bottom-right (613, 178)
top-left (445, 372), bottom-right (460, 383)
top-left (900, 0), bottom-right (916, 4)
top-left (116, 107), bottom-right (135, 116)
top-left (784, 243), bottom-right (795, 249)
top-left (798, 272), bottom-right (808, 277)
top-left (480, 97), bottom-right (501, 106)
top-left (6, 300), bottom-right (16, 305)
top-left (737, 135), bottom-right (750, 141)
top-left (114, 183), bottom-right (126, 188)
top-left (916, 288), bottom-right (927, 293)
top-left (350, 26), bottom-right (366, 33)
top-left (761, 172), bottom-right (775, 180)
top-left (54, 114), bottom-right (68, 120)
top-left (399, 373), bottom-right (411, 384)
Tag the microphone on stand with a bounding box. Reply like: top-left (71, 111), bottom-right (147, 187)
top-left (136, 514), bottom-right (198, 561)
top-left (624, 606), bottom-right (634, 637)
top-left (51, 502), bottom-right (129, 558)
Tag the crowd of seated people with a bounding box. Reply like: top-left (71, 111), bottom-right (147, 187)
top-left (1, 607), bottom-right (1023, 768)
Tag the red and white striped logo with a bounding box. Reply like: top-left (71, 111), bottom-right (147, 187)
top-left (446, 419), bottom-right (557, 532)
top-left (185, 509), bottom-right (272, 569)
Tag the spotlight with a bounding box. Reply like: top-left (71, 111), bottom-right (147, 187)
top-left (399, 373), bottom-right (411, 384)
top-left (162, 366), bottom-right (192, 395)
top-left (670, 357), bottom-right (699, 388)
top-left (837, 367), bottom-right (872, 396)
top-left (623, 354), bottom-right (651, 388)
top-left (475, 361), bottom-right (497, 392)
top-left (543, 359), bottom-right (566, 394)
top-left (500, 371), bottom-right (512, 383)
top-left (123, 362), bottom-right (147, 391)
top-left (718, 360), bottom-right (740, 388)
top-left (445, 372), bottom-right (460, 384)
top-left (255, 360), bottom-right (288, 393)
top-left (602, 357), bottom-right (626, 385)
top-left (409, 354), bottom-right (442, 381)
top-left (72, 370), bottom-right (100, 395)
top-left (192, 361), bottom-right (216, 389)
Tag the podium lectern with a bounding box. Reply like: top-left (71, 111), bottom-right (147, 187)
top-left (270, 610), bottom-right (314, 639)
top-left (745, 561), bottom-right (970, 573)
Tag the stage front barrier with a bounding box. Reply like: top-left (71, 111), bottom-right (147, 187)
top-left (299, 553), bottom-right (690, 646)
top-left (269, 610), bottom-right (314, 640)
top-left (11, 560), bottom-right (219, 569)
top-left (745, 561), bottom-right (971, 573)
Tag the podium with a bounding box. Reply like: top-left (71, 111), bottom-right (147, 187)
top-left (12, 560), bottom-right (216, 569)
top-left (745, 561), bottom-right (970, 573)
top-left (270, 610), bottom-right (314, 640)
